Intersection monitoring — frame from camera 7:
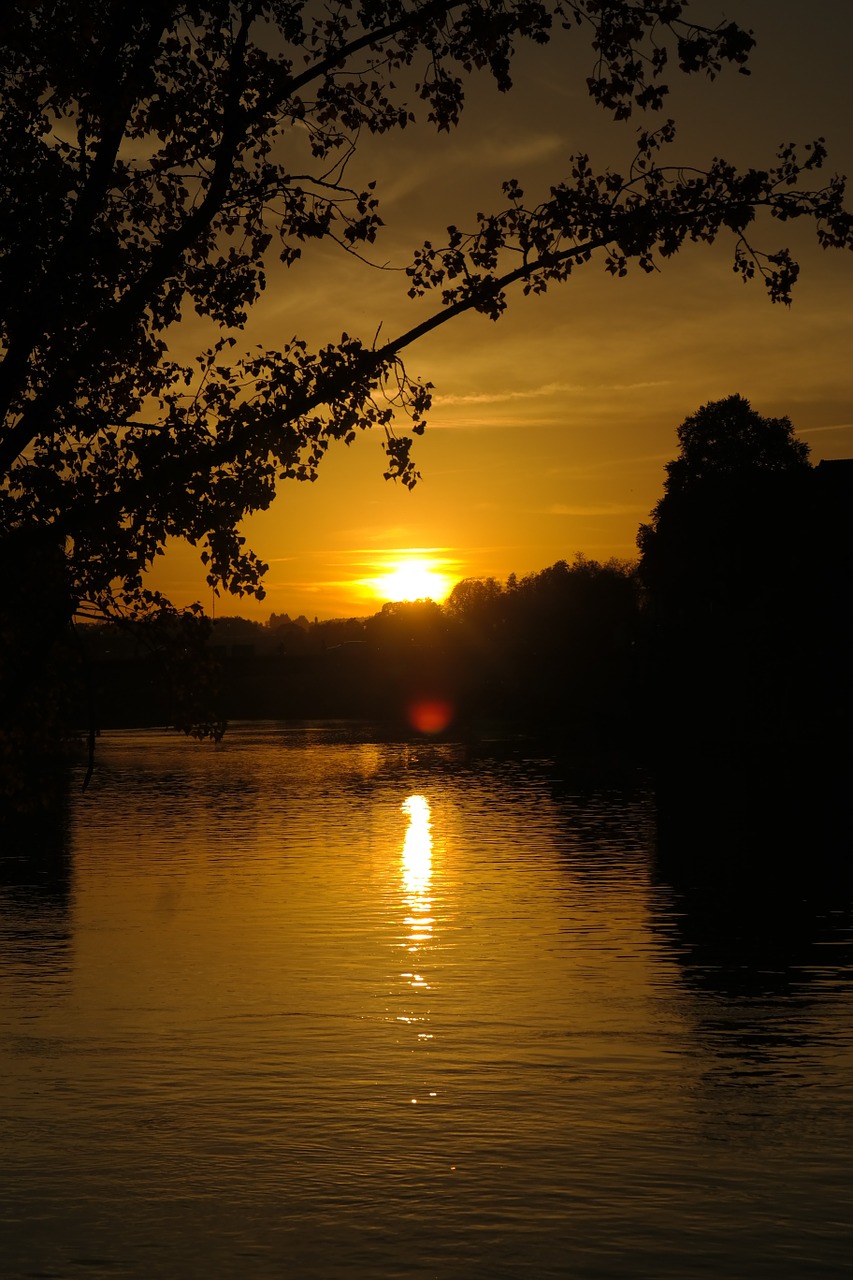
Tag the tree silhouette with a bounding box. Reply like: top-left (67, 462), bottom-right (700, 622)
top-left (635, 394), bottom-right (842, 784)
top-left (442, 557), bottom-right (639, 729)
top-left (637, 395), bottom-right (812, 614)
top-left (2, 3), bottom-right (852, 634)
top-left (646, 394), bottom-right (810, 500)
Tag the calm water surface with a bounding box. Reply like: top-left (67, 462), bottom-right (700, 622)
top-left (2, 724), bottom-right (852, 1278)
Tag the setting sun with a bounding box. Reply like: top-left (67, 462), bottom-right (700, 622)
top-left (367, 558), bottom-right (455, 604)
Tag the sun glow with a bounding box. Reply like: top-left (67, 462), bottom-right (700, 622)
top-left (366, 557), bottom-right (454, 604)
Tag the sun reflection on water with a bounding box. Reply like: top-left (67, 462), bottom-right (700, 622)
top-left (400, 794), bottom-right (433, 986)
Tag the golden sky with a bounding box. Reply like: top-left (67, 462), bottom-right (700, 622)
top-left (147, 1), bottom-right (853, 620)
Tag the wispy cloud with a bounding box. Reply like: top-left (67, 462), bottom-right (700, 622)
top-left (378, 132), bottom-right (564, 207)
top-left (329, 545), bottom-right (459, 563)
top-left (471, 133), bottom-right (565, 169)
top-left (431, 379), bottom-right (671, 407)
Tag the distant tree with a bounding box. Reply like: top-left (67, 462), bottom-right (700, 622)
top-left (636, 395), bottom-right (820, 751)
top-left (442, 557), bottom-right (639, 729)
top-left (645, 393), bottom-right (810, 504)
top-left (637, 395), bottom-right (812, 608)
top-left (507, 555), bottom-right (638, 700)
top-left (366, 599), bottom-right (447, 653)
top-left (445, 577), bottom-right (505, 628)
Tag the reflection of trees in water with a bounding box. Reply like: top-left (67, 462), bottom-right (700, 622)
top-left (655, 740), bottom-right (852, 866)
top-left (537, 753), bottom-right (853, 1010)
top-left (650, 870), bottom-right (853, 1003)
top-left (513, 749), bottom-right (853, 1099)
top-left (649, 877), bottom-right (853, 1163)
top-left (0, 796), bottom-right (73, 979)
top-left (652, 756), bottom-right (853, 989)
top-left (533, 758), bottom-right (656, 880)
top-left (649, 775), bottom-right (853, 1097)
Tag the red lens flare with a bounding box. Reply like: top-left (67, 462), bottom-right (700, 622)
top-left (407, 698), bottom-right (454, 734)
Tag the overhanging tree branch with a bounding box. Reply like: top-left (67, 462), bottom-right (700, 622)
top-left (0, 1), bottom-right (464, 470)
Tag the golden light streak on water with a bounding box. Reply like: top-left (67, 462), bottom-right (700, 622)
top-left (400, 794), bottom-right (433, 987)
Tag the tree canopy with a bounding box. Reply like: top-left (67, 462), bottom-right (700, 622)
top-left (635, 393), bottom-right (853, 784)
top-left (636, 393), bottom-right (813, 603)
top-left (650, 393), bottom-right (811, 501)
top-left (1, 2), bottom-right (852, 630)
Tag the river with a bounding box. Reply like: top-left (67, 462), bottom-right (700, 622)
top-left (2, 723), bottom-right (852, 1278)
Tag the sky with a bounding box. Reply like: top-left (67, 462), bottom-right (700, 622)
top-left (147, 1), bottom-right (853, 621)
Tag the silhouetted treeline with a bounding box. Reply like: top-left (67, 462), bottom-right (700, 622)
top-left (76, 554), bottom-right (643, 745)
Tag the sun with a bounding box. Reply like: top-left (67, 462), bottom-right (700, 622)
top-left (368, 558), bottom-right (454, 604)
